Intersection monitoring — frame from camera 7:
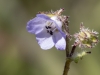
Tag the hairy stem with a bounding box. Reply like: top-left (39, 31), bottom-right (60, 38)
top-left (63, 16), bottom-right (72, 75)
top-left (63, 59), bottom-right (72, 75)
top-left (66, 36), bottom-right (70, 57)
top-left (63, 36), bottom-right (72, 75)
top-left (69, 42), bottom-right (78, 57)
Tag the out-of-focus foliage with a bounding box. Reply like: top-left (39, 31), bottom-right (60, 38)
top-left (0, 0), bottom-right (100, 75)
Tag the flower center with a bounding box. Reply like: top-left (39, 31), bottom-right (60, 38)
top-left (45, 21), bottom-right (57, 35)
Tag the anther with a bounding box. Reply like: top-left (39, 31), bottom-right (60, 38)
top-left (45, 26), bottom-right (48, 29)
top-left (50, 31), bottom-right (53, 35)
top-left (48, 26), bottom-right (51, 29)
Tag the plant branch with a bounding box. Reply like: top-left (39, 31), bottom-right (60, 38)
top-left (69, 42), bottom-right (78, 57)
top-left (63, 16), bottom-right (72, 75)
top-left (63, 59), bottom-right (72, 75)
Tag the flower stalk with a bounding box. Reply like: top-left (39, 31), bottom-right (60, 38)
top-left (63, 59), bottom-right (72, 75)
top-left (63, 39), bottom-right (78, 75)
top-left (63, 16), bottom-right (72, 75)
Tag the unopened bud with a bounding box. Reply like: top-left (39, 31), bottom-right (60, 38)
top-left (72, 51), bottom-right (88, 63)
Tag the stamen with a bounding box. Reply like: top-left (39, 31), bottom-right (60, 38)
top-left (46, 21), bottom-right (53, 27)
top-left (45, 26), bottom-right (48, 29)
top-left (50, 31), bottom-right (53, 35)
top-left (52, 27), bottom-right (57, 32)
top-left (48, 26), bottom-right (51, 29)
top-left (45, 21), bottom-right (57, 35)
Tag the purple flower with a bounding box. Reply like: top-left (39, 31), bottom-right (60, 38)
top-left (27, 14), bottom-right (66, 50)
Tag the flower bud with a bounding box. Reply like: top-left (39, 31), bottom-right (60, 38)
top-left (71, 51), bottom-right (88, 63)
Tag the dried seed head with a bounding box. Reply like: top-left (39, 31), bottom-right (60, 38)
top-left (74, 23), bottom-right (99, 48)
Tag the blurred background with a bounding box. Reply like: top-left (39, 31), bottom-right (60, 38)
top-left (0, 0), bottom-right (100, 75)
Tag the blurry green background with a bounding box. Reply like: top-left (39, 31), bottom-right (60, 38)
top-left (0, 0), bottom-right (100, 75)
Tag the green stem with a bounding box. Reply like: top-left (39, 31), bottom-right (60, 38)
top-left (65, 36), bottom-right (70, 57)
top-left (63, 21), bottom-right (72, 75)
top-left (63, 36), bottom-right (72, 75)
top-left (63, 59), bottom-right (72, 75)
top-left (63, 16), bottom-right (72, 75)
